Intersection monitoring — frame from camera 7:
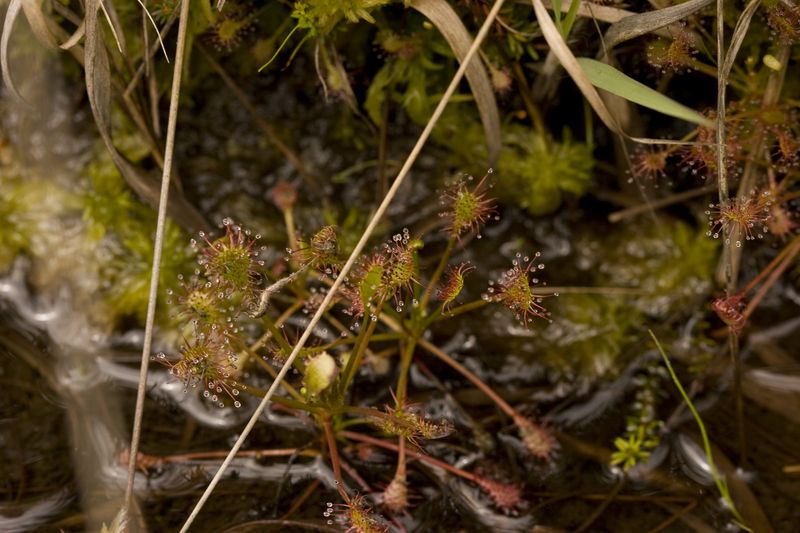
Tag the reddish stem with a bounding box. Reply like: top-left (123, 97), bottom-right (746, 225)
top-left (279, 479), bottom-right (321, 520)
top-left (418, 338), bottom-right (518, 422)
top-left (341, 430), bottom-right (478, 483)
top-left (737, 233), bottom-right (800, 298)
top-left (322, 415), bottom-right (350, 502)
top-left (742, 235), bottom-right (800, 321)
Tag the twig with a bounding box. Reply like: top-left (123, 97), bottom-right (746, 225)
top-left (741, 236), bottom-right (800, 321)
top-left (124, 5), bottom-right (180, 98)
top-left (608, 184), bottom-right (718, 223)
top-left (574, 478), bottom-right (624, 533)
top-left (341, 431), bottom-right (481, 483)
top-left (123, 0), bottom-right (192, 523)
top-left (322, 415), bottom-right (350, 501)
top-left (645, 500), bottom-right (699, 533)
top-left (714, 0), bottom-right (747, 472)
top-left (418, 338), bottom-right (517, 420)
top-left (131, 447), bottom-right (317, 469)
top-left (715, 0), bottom-right (730, 262)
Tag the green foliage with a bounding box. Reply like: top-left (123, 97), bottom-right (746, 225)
top-left (15, 0), bottom-right (797, 525)
top-left (611, 425), bottom-right (660, 471)
top-left (0, 183), bottom-right (30, 272)
top-left (496, 126), bottom-right (594, 215)
top-left (576, 58), bottom-right (711, 126)
top-left (356, 263), bottom-right (385, 313)
top-left (610, 364), bottom-right (666, 471)
top-left (590, 221), bottom-right (718, 317)
top-left (365, 27), bottom-right (456, 126)
top-left (526, 220), bottom-right (718, 380)
top-left (650, 331), bottom-right (751, 531)
top-left (534, 293), bottom-right (641, 380)
top-left (83, 157), bottom-right (136, 241)
top-left (84, 155), bottom-right (193, 324)
top-left (102, 218), bottom-right (191, 324)
top-left (292, 0), bottom-right (392, 36)
top-left (0, 177), bottom-right (79, 273)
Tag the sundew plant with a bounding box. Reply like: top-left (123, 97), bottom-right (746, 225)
top-left (0, 0), bottom-right (799, 532)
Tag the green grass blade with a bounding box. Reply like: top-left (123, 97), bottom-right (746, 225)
top-left (577, 58), bottom-right (712, 126)
top-left (552, 0), bottom-right (563, 35)
top-left (649, 330), bottom-right (751, 531)
top-left (563, 0), bottom-right (582, 37)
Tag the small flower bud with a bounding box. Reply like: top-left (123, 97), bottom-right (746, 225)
top-left (381, 474), bottom-right (408, 513)
top-left (516, 417), bottom-right (557, 459)
top-left (269, 181), bottom-right (298, 212)
top-left (712, 295), bottom-right (746, 334)
top-left (302, 351), bottom-right (339, 398)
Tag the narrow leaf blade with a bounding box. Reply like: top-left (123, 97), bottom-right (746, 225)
top-left (576, 58), bottom-right (711, 126)
top-left (1, 0), bottom-right (26, 104)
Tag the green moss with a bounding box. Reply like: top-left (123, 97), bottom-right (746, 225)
top-left (0, 184), bottom-right (31, 272)
top-left (585, 220), bottom-right (719, 316)
top-left (496, 126), bottom-right (594, 216)
top-left (535, 293), bottom-right (641, 380)
top-left (525, 220), bottom-right (717, 380)
top-left (83, 157), bottom-right (136, 241)
top-left (293, 0), bottom-right (391, 36)
top-left (0, 177), bottom-right (80, 273)
top-left (102, 219), bottom-right (192, 324)
top-left (84, 154), bottom-right (193, 325)
top-left (439, 120), bottom-right (594, 215)
top-left (365, 26), bottom-right (457, 127)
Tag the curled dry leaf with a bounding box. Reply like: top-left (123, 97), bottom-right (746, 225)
top-left (20, 2), bottom-right (58, 50)
top-left (84, 0), bottom-right (207, 233)
top-left (601, 0), bottom-right (712, 55)
top-left (531, 0), bottom-right (700, 148)
top-left (1, 0), bottom-right (25, 104)
top-left (721, 0), bottom-right (762, 81)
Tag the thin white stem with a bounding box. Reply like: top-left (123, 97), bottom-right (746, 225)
top-left (716, 0), bottom-right (731, 290)
top-left (123, 0), bottom-right (192, 522)
top-left (178, 0), bottom-right (509, 529)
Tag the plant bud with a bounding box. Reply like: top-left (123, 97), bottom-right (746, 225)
top-left (302, 351), bottom-right (338, 398)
